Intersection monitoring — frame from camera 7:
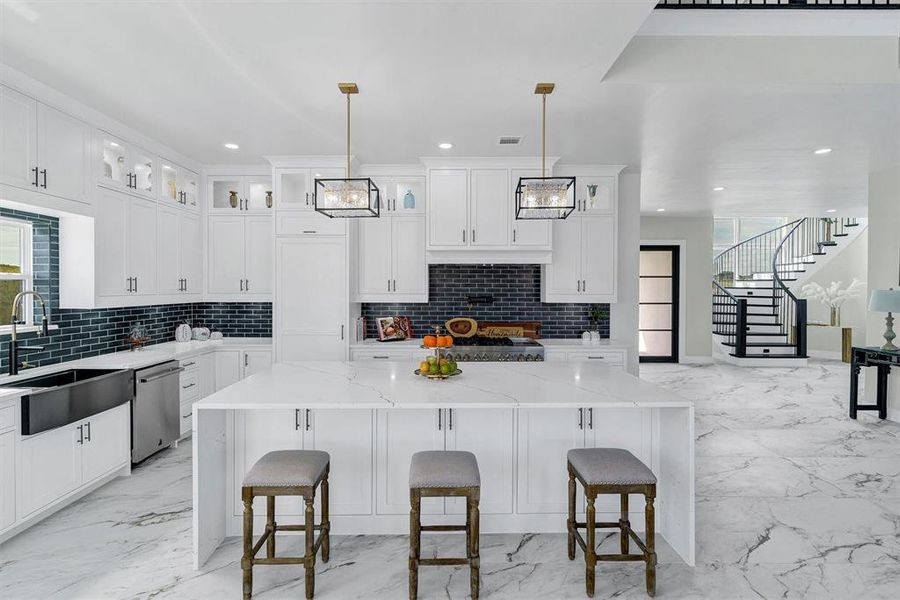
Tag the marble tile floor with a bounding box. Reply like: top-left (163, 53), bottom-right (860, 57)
top-left (1, 359), bottom-right (898, 599)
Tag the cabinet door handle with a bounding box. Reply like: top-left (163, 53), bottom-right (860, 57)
top-left (302, 230), bottom-right (316, 234)
top-left (305, 409), bottom-right (311, 431)
top-left (388, 279), bottom-right (391, 292)
top-left (462, 229), bottom-right (466, 243)
top-left (578, 408), bottom-right (583, 430)
top-left (588, 408), bottom-right (593, 430)
top-left (305, 192), bottom-right (309, 206)
top-left (40, 169), bottom-right (47, 189)
top-left (244, 353), bottom-right (249, 367)
top-left (245, 279), bottom-right (249, 291)
top-left (472, 229), bottom-right (476, 243)
top-left (182, 382), bottom-right (196, 389)
top-left (582, 279), bottom-right (586, 292)
top-left (32, 167), bottom-right (38, 187)
top-left (577, 280), bottom-right (581, 292)
top-left (587, 356), bottom-right (604, 360)
top-left (77, 424), bottom-right (84, 444)
top-left (513, 229), bottom-right (516, 243)
top-left (134, 277), bottom-right (138, 293)
top-left (295, 408), bottom-right (301, 431)
top-left (393, 279), bottom-right (396, 292)
top-left (341, 324), bottom-right (344, 340)
top-left (84, 421), bottom-right (91, 442)
top-left (127, 277), bottom-right (132, 293)
top-left (438, 408), bottom-right (442, 431)
top-left (239, 279), bottom-right (244, 291)
top-left (448, 408), bottom-right (453, 430)
top-left (182, 411), bottom-right (192, 419)
top-left (182, 361), bottom-right (196, 368)
top-left (184, 278), bottom-right (188, 292)
top-left (372, 355), bottom-right (390, 359)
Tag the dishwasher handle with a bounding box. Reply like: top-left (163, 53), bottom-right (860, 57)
top-left (139, 366), bottom-right (185, 383)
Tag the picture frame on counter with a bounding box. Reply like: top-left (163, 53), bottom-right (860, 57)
top-left (376, 316), bottom-right (413, 341)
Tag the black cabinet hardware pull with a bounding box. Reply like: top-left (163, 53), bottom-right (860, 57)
top-left (182, 361), bottom-right (196, 368)
top-left (182, 382), bottom-right (196, 389)
top-left (448, 408), bottom-right (453, 430)
top-left (244, 353), bottom-right (249, 367)
top-left (305, 409), bottom-right (311, 431)
top-left (588, 408), bottom-right (593, 430)
top-left (294, 409), bottom-right (301, 430)
top-left (373, 355), bottom-right (389, 359)
top-left (578, 408), bottom-right (583, 430)
top-left (437, 409), bottom-right (442, 430)
top-left (134, 277), bottom-right (138, 293)
top-left (85, 421), bottom-right (91, 441)
top-left (32, 166), bottom-right (38, 187)
top-left (77, 424), bottom-right (84, 444)
top-left (40, 169), bottom-right (47, 188)
top-left (239, 279), bottom-right (244, 291)
top-left (182, 412), bottom-right (192, 419)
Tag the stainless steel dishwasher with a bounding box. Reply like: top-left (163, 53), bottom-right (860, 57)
top-left (132, 360), bottom-right (183, 463)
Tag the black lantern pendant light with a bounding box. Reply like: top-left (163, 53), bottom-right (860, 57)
top-left (314, 83), bottom-right (380, 218)
top-left (515, 83), bottom-right (575, 220)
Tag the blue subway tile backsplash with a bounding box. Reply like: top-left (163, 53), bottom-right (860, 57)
top-left (360, 264), bottom-right (609, 339)
top-left (0, 208), bottom-right (271, 373)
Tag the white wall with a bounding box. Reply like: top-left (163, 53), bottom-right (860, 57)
top-left (640, 216), bottom-right (713, 360)
top-left (866, 167), bottom-right (900, 421)
top-left (798, 227), bottom-right (868, 325)
top-left (612, 173), bottom-right (641, 375)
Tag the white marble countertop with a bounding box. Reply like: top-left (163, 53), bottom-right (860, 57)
top-left (196, 360), bottom-right (691, 410)
top-left (0, 338), bottom-right (272, 403)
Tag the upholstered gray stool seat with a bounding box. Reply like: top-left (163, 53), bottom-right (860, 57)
top-left (243, 450), bottom-right (330, 487)
top-left (567, 448), bottom-right (657, 486)
top-left (409, 450), bottom-right (480, 489)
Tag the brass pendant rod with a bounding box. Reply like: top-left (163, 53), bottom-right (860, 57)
top-left (541, 92), bottom-right (546, 178)
top-left (346, 92), bottom-right (351, 179)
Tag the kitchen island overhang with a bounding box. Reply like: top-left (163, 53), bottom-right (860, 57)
top-left (193, 361), bottom-right (694, 569)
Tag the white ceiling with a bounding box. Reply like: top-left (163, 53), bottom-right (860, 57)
top-left (1, 1), bottom-right (898, 216)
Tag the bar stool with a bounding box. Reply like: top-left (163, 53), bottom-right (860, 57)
top-left (241, 450), bottom-right (331, 600)
top-left (566, 448), bottom-right (657, 598)
top-left (408, 450), bottom-right (481, 600)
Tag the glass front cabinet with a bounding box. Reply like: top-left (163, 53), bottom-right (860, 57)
top-left (208, 175), bottom-right (273, 214)
top-left (97, 131), bottom-right (156, 200)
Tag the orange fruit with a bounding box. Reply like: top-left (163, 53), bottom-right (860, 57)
top-left (442, 335), bottom-right (454, 347)
top-left (424, 335), bottom-right (437, 347)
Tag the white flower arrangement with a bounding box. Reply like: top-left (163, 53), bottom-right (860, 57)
top-left (800, 279), bottom-right (866, 309)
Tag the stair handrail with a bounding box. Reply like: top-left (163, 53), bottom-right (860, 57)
top-left (772, 218), bottom-right (808, 357)
top-left (713, 218), bottom-right (802, 264)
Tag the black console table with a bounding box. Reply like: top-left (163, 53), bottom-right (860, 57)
top-left (849, 346), bottom-right (900, 419)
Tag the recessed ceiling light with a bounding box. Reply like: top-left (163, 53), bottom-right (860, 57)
top-left (814, 148), bottom-right (832, 155)
top-left (223, 143), bottom-right (240, 150)
top-left (314, 173), bottom-right (321, 177)
top-left (108, 141), bottom-right (120, 148)
top-left (162, 165), bottom-right (173, 170)
top-left (656, 208), bottom-right (666, 212)
top-left (713, 186), bottom-right (726, 192)
top-left (826, 209), bottom-right (836, 213)
top-left (438, 142), bottom-right (453, 150)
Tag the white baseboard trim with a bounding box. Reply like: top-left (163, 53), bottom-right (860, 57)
top-left (681, 355), bottom-right (714, 364)
top-left (888, 408), bottom-right (900, 424)
top-left (808, 350), bottom-right (844, 361)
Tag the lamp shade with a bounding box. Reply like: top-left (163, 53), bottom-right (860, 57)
top-left (868, 289), bottom-right (900, 312)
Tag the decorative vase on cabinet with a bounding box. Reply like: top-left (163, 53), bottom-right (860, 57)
top-left (229, 191), bottom-right (238, 208)
top-left (265, 190), bottom-right (273, 209)
top-left (403, 189), bottom-right (416, 210)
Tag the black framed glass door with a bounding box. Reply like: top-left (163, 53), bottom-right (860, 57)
top-left (639, 245), bottom-right (680, 363)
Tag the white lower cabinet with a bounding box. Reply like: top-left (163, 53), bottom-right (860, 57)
top-left (0, 431), bottom-right (15, 530)
top-left (19, 403), bottom-right (129, 517)
top-left (235, 408), bottom-right (374, 517)
top-left (215, 347), bottom-right (273, 391)
top-left (241, 350), bottom-right (272, 378)
top-left (375, 409), bottom-right (443, 516)
top-left (516, 408), bottom-right (583, 514)
top-left (375, 408), bottom-right (515, 516)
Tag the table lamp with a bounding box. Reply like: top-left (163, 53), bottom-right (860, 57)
top-left (868, 288), bottom-right (900, 351)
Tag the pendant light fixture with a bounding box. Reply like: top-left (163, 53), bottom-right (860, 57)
top-left (314, 82), bottom-right (380, 218)
top-left (515, 83), bottom-right (575, 220)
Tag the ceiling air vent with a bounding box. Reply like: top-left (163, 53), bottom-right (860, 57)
top-left (498, 136), bottom-right (521, 146)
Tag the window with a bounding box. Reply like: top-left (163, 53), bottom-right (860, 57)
top-left (0, 219), bottom-right (33, 328)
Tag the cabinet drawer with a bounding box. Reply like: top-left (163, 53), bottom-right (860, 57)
top-left (179, 401), bottom-right (193, 436)
top-left (179, 356), bottom-right (201, 371)
top-left (350, 349), bottom-right (413, 361)
top-left (276, 212), bottom-right (346, 236)
top-left (0, 405), bottom-right (14, 432)
top-left (565, 350), bottom-right (626, 365)
top-left (179, 371), bottom-right (200, 402)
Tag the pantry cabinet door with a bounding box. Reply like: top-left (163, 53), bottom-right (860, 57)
top-left (277, 237), bottom-right (345, 335)
top-left (19, 424), bottom-right (82, 517)
top-left (375, 409), bottom-right (444, 515)
top-left (37, 103), bottom-right (89, 203)
top-left (445, 408), bottom-right (515, 515)
top-left (306, 409), bottom-right (374, 515)
top-left (81, 404), bottom-right (130, 484)
top-left (356, 217), bottom-right (393, 297)
top-left (516, 408), bottom-right (584, 514)
top-left (392, 216), bottom-right (427, 299)
top-left (244, 217), bottom-right (273, 295)
top-left (428, 169), bottom-right (468, 247)
top-left (469, 169), bottom-right (508, 246)
top-left (95, 189), bottom-right (129, 297)
top-left (128, 197), bottom-right (158, 295)
top-left (208, 216), bottom-right (245, 294)
top-left (0, 85), bottom-right (37, 190)
top-left (581, 216), bottom-right (616, 300)
top-left (157, 205), bottom-right (183, 295)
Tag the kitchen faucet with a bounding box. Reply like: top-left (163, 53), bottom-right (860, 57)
top-left (8, 290), bottom-right (50, 376)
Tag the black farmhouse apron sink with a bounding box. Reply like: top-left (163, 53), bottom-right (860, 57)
top-left (6, 368), bottom-right (134, 435)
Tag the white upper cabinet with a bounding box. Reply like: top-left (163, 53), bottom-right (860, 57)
top-left (470, 169), bottom-right (509, 247)
top-left (356, 217), bottom-right (393, 297)
top-left (541, 216), bottom-right (617, 303)
top-left (428, 169), bottom-right (468, 247)
top-left (158, 205), bottom-right (201, 297)
top-left (371, 176), bottom-right (425, 215)
top-left (355, 215), bottom-right (427, 303)
top-left (0, 86), bottom-right (89, 204)
top-left (0, 86), bottom-right (37, 190)
top-left (208, 175), bottom-right (272, 214)
top-left (274, 167), bottom-right (344, 211)
top-left (573, 175), bottom-right (616, 215)
top-left (128, 196), bottom-right (158, 296)
top-left (510, 169), bottom-right (551, 247)
top-left (97, 131), bottom-right (155, 200)
top-left (95, 188), bottom-right (158, 298)
top-left (208, 215), bottom-right (272, 298)
top-left (159, 159), bottom-right (198, 210)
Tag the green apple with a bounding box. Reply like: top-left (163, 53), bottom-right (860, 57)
top-left (440, 363), bottom-right (451, 375)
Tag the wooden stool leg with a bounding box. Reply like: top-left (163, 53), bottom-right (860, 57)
top-left (241, 488), bottom-right (254, 600)
top-left (645, 493), bottom-right (657, 597)
top-left (567, 468), bottom-right (576, 560)
top-left (409, 489), bottom-right (421, 600)
top-left (266, 496), bottom-right (276, 559)
top-left (585, 494), bottom-right (596, 598)
top-left (469, 494), bottom-right (480, 600)
top-left (321, 471), bottom-right (330, 563)
top-left (619, 493), bottom-right (630, 555)
top-left (304, 496), bottom-right (316, 600)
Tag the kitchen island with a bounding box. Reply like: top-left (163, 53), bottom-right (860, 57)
top-left (193, 361), bottom-right (694, 569)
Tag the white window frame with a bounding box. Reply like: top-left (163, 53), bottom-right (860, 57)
top-left (0, 218), bottom-right (34, 331)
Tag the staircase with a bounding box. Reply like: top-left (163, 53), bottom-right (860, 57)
top-left (712, 218), bottom-right (862, 365)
